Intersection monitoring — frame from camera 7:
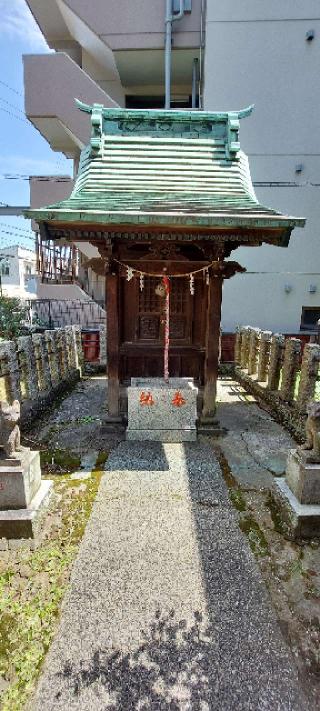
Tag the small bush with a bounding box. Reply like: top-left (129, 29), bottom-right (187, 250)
top-left (0, 297), bottom-right (27, 340)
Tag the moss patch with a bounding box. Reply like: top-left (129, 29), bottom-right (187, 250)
top-left (213, 445), bottom-right (237, 488)
top-left (40, 449), bottom-right (81, 474)
top-left (239, 516), bottom-right (269, 557)
top-left (229, 488), bottom-right (246, 513)
top-left (265, 492), bottom-right (290, 536)
top-left (94, 451), bottom-right (109, 470)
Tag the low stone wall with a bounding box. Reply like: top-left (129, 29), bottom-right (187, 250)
top-left (234, 326), bottom-right (320, 442)
top-left (0, 326), bottom-right (83, 425)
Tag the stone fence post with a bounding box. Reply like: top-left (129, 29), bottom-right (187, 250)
top-left (279, 338), bottom-right (301, 403)
top-left (56, 328), bottom-right (69, 380)
top-left (267, 334), bottom-right (285, 391)
top-left (234, 328), bottom-right (242, 365)
top-left (0, 340), bottom-right (21, 403)
top-left (297, 343), bottom-right (320, 410)
top-left (32, 333), bottom-right (52, 393)
top-left (257, 331), bottom-right (272, 382)
top-left (45, 330), bottom-right (60, 386)
top-left (240, 327), bottom-right (251, 369)
top-left (74, 326), bottom-right (84, 370)
top-left (248, 328), bottom-right (261, 376)
top-left (65, 326), bottom-right (78, 371)
top-left (16, 336), bottom-right (39, 402)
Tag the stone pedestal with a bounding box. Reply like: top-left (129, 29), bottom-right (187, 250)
top-left (273, 449), bottom-right (320, 539)
top-left (127, 378), bottom-right (198, 442)
top-left (285, 449), bottom-right (320, 504)
top-left (0, 449), bottom-right (53, 539)
top-left (0, 450), bottom-right (41, 510)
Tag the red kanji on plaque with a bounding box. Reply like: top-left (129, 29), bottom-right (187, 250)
top-left (140, 391), bottom-right (155, 406)
top-left (172, 391), bottom-right (186, 407)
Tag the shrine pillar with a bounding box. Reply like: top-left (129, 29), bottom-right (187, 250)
top-left (200, 260), bottom-right (245, 430)
top-left (105, 266), bottom-right (121, 420)
top-left (201, 272), bottom-right (223, 422)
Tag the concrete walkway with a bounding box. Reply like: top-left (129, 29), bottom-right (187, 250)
top-left (31, 440), bottom-right (305, 710)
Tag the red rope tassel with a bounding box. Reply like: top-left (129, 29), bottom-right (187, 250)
top-left (162, 276), bottom-right (170, 383)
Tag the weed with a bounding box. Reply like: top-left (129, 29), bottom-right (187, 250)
top-left (229, 488), bottom-right (246, 513)
top-left (239, 516), bottom-right (269, 557)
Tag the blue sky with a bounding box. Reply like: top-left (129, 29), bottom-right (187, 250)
top-left (0, 0), bottom-right (72, 251)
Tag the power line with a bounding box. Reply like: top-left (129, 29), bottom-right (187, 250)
top-left (0, 221), bottom-right (34, 236)
top-left (0, 91), bottom-right (71, 171)
top-left (0, 106), bottom-right (29, 124)
top-left (0, 228), bottom-right (35, 243)
top-left (0, 79), bottom-right (23, 97)
top-left (0, 96), bottom-right (25, 116)
top-left (0, 174), bottom-right (71, 181)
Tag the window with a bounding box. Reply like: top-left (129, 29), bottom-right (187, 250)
top-left (1, 263), bottom-right (9, 276)
top-left (25, 264), bottom-right (32, 275)
top-left (300, 307), bottom-right (320, 331)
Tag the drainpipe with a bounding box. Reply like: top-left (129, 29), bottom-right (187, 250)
top-left (191, 57), bottom-right (199, 108)
top-left (165, 0), bottom-right (185, 109)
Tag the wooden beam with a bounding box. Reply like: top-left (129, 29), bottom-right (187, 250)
top-left (201, 274), bottom-right (223, 421)
top-left (106, 268), bottom-right (120, 418)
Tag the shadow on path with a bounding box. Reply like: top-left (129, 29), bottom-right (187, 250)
top-left (57, 609), bottom-right (216, 710)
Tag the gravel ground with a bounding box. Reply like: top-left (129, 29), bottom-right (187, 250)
top-left (25, 376), bottom-right (122, 452)
top-left (30, 441), bottom-right (305, 710)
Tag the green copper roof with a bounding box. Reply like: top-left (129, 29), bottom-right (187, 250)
top-left (26, 102), bottom-right (305, 236)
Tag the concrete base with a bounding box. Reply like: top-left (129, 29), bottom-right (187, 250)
top-left (273, 477), bottom-right (320, 539)
top-left (0, 479), bottom-right (53, 539)
top-left (127, 377), bottom-right (198, 443)
top-left (126, 428), bottom-right (197, 442)
top-left (285, 449), bottom-right (320, 504)
top-left (101, 416), bottom-right (126, 434)
top-left (0, 449), bottom-right (41, 509)
top-left (197, 417), bottom-right (227, 437)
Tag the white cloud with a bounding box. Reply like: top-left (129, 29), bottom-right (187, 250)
top-left (0, 0), bottom-right (49, 51)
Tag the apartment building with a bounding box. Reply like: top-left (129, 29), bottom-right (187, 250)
top-left (204, 2), bottom-right (320, 334)
top-left (0, 245), bottom-right (36, 299)
top-left (24, 1), bottom-right (320, 333)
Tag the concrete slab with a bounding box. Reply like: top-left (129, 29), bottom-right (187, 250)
top-left (215, 379), bottom-right (295, 490)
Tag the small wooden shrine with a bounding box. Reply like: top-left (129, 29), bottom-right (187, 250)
top-left (26, 102), bottom-right (304, 430)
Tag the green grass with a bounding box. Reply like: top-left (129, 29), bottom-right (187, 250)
top-left (0, 451), bottom-right (107, 711)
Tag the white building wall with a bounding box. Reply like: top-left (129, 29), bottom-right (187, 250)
top-left (0, 246), bottom-right (36, 299)
top-left (204, 1), bottom-right (320, 333)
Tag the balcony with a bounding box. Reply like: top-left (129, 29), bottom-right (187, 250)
top-left (26, 1), bottom-right (203, 104)
top-left (24, 52), bottom-right (119, 156)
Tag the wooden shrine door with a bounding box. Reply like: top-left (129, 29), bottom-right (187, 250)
top-left (120, 275), bottom-right (207, 383)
